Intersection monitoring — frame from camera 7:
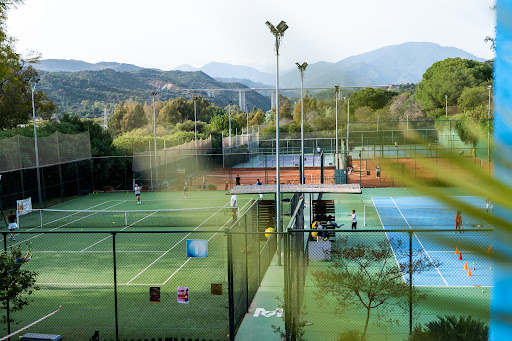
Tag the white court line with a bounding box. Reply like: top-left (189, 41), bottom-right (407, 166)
top-left (11, 201), bottom-right (127, 247)
top-left (160, 201), bottom-right (246, 286)
top-left (371, 197), bottom-right (407, 284)
top-left (390, 197), bottom-right (449, 286)
top-left (22, 200), bottom-right (113, 232)
top-left (126, 201), bottom-right (234, 284)
top-left (37, 250), bottom-right (168, 253)
top-left (80, 211), bottom-right (159, 252)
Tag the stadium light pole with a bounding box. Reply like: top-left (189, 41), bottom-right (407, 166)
top-left (335, 85), bottom-right (340, 170)
top-left (151, 91), bottom-right (158, 186)
top-left (266, 20), bottom-right (288, 266)
top-left (193, 96), bottom-right (199, 173)
top-left (245, 103), bottom-right (249, 137)
top-left (346, 97), bottom-right (350, 160)
top-left (445, 95), bottom-right (448, 118)
top-left (296, 62), bottom-right (308, 184)
top-left (26, 76), bottom-right (43, 209)
top-left (488, 85), bottom-right (492, 168)
top-left (228, 101), bottom-right (232, 147)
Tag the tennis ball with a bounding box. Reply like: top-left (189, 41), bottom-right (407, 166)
top-left (433, 218), bottom-right (435, 220)
top-left (113, 222), bottom-right (115, 224)
top-left (81, 229), bottom-right (83, 231)
top-left (482, 290), bottom-right (485, 293)
top-left (473, 262), bottom-right (475, 264)
top-left (490, 267), bottom-right (492, 270)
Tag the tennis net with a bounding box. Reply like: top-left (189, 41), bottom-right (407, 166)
top-left (364, 205), bottom-right (492, 227)
top-left (18, 206), bottom-right (234, 229)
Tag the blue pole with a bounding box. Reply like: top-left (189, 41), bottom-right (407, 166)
top-left (491, 2), bottom-right (512, 339)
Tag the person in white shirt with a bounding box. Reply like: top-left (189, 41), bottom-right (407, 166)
top-left (134, 184), bottom-right (142, 205)
top-left (351, 210), bottom-right (357, 230)
top-left (230, 194), bottom-right (238, 223)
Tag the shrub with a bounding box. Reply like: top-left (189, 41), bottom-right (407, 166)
top-left (409, 315), bottom-right (488, 341)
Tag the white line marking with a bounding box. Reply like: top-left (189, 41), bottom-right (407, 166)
top-left (127, 201), bottom-right (236, 284)
top-left (11, 201), bottom-right (127, 247)
top-left (371, 197), bottom-right (407, 284)
top-left (390, 197), bottom-right (449, 286)
top-left (23, 200), bottom-right (113, 232)
top-left (80, 210), bottom-right (158, 252)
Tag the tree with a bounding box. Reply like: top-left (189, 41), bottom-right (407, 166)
top-left (312, 237), bottom-right (438, 340)
top-left (349, 88), bottom-right (398, 113)
top-left (1, 245), bottom-right (39, 327)
top-left (108, 102), bottom-right (128, 136)
top-left (121, 103), bottom-right (147, 132)
top-left (0, 1), bottom-right (58, 128)
top-left (416, 58), bottom-right (492, 115)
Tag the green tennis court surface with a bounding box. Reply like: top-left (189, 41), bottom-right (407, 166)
top-left (2, 191), bottom-right (259, 340)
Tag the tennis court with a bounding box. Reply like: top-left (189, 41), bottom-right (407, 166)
top-left (369, 196), bottom-right (494, 287)
top-left (2, 191), bottom-right (258, 340)
top-left (233, 152), bottom-right (335, 168)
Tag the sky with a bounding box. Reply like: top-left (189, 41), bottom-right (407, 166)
top-left (7, 0), bottom-right (496, 73)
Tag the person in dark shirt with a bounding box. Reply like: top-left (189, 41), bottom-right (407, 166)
top-left (7, 211), bottom-right (18, 240)
top-left (235, 175), bottom-right (241, 186)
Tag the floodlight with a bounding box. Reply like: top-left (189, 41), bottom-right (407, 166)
top-left (150, 91), bottom-right (158, 96)
top-left (276, 21), bottom-right (288, 33)
top-left (295, 62), bottom-right (300, 67)
top-left (265, 21), bottom-right (277, 34)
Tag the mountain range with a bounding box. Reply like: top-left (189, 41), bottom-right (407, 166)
top-left (33, 42), bottom-right (487, 115)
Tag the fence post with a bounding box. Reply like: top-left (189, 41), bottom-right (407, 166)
top-left (244, 213), bottom-right (249, 313)
top-left (3, 232), bottom-right (11, 337)
top-left (283, 231), bottom-right (291, 340)
top-left (409, 230), bottom-right (413, 335)
top-left (227, 231), bottom-right (235, 341)
top-left (112, 232), bottom-right (119, 341)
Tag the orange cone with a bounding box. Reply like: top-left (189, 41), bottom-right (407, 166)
top-left (464, 261), bottom-right (468, 270)
top-left (455, 247), bottom-right (459, 255)
top-left (468, 268), bottom-right (472, 276)
top-left (488, 246), bottom-right (492, 254)
top-left (459, 252), bottom-right (463, 260)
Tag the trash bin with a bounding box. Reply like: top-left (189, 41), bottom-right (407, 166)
top-left (20, 334), bottom-right (62, 341)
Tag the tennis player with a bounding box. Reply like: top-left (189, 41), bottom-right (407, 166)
top-left (256, 179), bottom-right (263, 200)
top-left (455, 210), bottom-right (462, 232)
top-left (350, 210), bottom-right (357, 230)
top-left (184, 182), bottom-right (188, 199)
top-left (7, 210), bottom-right (18, 240)
top-left (230, 194), bottom-right (238, 224)
top-left (134, 183), bottom-right (142, 205)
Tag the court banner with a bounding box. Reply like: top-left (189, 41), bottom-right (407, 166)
top-left (177, 287), bottom-right (189, 304)
top-left (17, 197), bottom-right (32, 216)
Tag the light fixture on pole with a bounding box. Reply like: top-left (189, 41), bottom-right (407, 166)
top-left (26, 76), bottom-right (43, 209)
top-left (334, 85), bottom-right (340, 170)
top-left (445, 95), bottom-right (448, 118)
top-left (296, 62), bottom-right (308, 184)
top-left (150, 91), bottom-right (158, 186)
top-left (266, 19), bottom-right (288, 266)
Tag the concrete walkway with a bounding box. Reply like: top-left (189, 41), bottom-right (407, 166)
top-left (234, 254), bottom-right (285, 340)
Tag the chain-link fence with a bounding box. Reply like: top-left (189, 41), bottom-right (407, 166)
top-left (1, 199), bottom-right (282, 341)
top-left (284, 229), bottom-right (494, 341)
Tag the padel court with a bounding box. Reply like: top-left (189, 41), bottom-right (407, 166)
top-left (371, 196), bottom-right (494, 287)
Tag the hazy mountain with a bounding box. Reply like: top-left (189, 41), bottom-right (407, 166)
top-left (279, 42), bottom-right (487, 88)
top-left (200, 62), bottom-right (274, 85)
top-left (213, 77), bottom-right (272, 89)
top-left (173, 64), bottom-right (199, 72)
top-left (35, 59), bottom-right (145, 72)
top-left (38, 69), bottom-right (271, 116)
